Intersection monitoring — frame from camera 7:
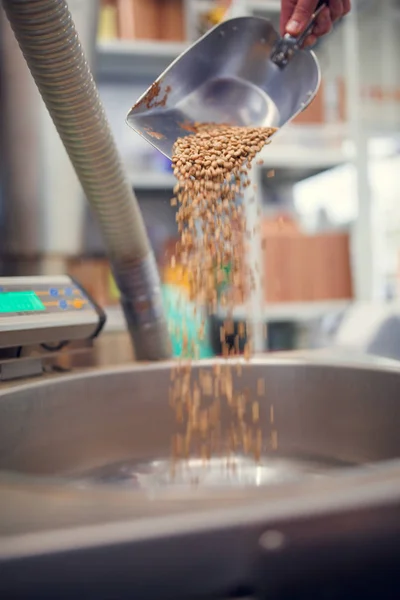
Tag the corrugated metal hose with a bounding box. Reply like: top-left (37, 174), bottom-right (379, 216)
top-left (1, 0), bottom-right (172, 361)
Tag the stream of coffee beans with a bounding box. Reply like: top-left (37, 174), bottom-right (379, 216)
top-left (172, 124), bottom-right (275, 311)
top-left (169, 123), bottom-right (278, 470)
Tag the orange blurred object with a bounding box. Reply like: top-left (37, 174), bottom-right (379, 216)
top-left (260, 218), bottom-right (353, 304)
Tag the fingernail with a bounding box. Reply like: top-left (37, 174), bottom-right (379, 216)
top-left (286, 19), bottom-right (301, 35)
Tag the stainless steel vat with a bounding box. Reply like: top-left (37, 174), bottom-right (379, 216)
top-left (0, 356), bottom-right (400, 599)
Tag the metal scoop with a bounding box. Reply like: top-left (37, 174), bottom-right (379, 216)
top-left (127, 9), bottom-right (324, 159)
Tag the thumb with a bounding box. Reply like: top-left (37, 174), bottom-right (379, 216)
top-left (280, 0), bottom-right (296, 35)
top-left (286, 0), bottom-right (320, 36)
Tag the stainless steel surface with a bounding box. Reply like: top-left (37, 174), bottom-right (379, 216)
top-left (270, 2), bottom-right (326, 68)
top-left (0, 355), bottom-right (400, 497)
top-left (127, 17), bottom-right (321, 159)
top-left (73, 454), bottom-right (340, 490)
top-left (1, 356), bottom-right (400, 598)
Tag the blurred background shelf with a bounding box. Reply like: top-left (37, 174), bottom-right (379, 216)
top-left (96, 39), bottom-right (188, 80)
top-left (257, 143), bottom-right (349, 184)
top-left (216, 300), bottom-right (350, 323)
top-left (247, 0), bottom-right (280, 12)
top-left (3, 0), bottom-right (400, 358)
top-left (105, 300), bottom-right (350, 333)
top-left (129, 171), bottom-right (175, 190)
top-left (193, 0), bottom-right (280, 12)
top-left (96, 0), bottom-right (285, 83)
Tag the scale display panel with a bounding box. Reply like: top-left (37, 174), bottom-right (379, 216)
top-left (0, 276), bottom-right (106, 349)
top-left (0, 278), bottom-right (92, 316)
top-left (0, 291), bottom-right (45, 314)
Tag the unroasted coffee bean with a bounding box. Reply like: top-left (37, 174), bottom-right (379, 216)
top-left (171, 123), bottom-right (275, 308)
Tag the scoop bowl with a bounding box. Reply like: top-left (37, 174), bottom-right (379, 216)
top-left (126, 17), bottom-right (321, 159)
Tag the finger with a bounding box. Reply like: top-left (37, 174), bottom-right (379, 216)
top-left (312, 7), bottom-right (333, 36)
top-left (286, 0), bottom-right (320, 36)
top-left (328, 0), bottom-right (345, 22)
top-left (342, 0), bottom-right (351, 15)
top-left (303, 34), bottom-right (317, 48)
top-left (280, 0), bottom-right (297, 35)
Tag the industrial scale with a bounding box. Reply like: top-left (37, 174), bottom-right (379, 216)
top-left (1, 1), bottom-right (400, 599)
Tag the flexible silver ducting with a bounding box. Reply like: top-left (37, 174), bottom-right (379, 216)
top-left (1, 0), bottom-right (171, 360)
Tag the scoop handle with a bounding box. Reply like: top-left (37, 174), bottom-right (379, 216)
top-left (295, 1), bottom-right (328, 47)
top-left (270, 1), bottom-right (329, 68)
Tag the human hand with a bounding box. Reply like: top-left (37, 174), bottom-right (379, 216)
top-left (280, 1), bottom-right (351, 47)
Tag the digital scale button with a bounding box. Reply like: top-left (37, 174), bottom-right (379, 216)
top-left (59, 300), bottom-right (68, 310)
top-left (73, 299), bottom-right (84, 309)
top-left (50, 288), bottom-right (59, 297)
top-left (65, 287), bottom-right (73, 296)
